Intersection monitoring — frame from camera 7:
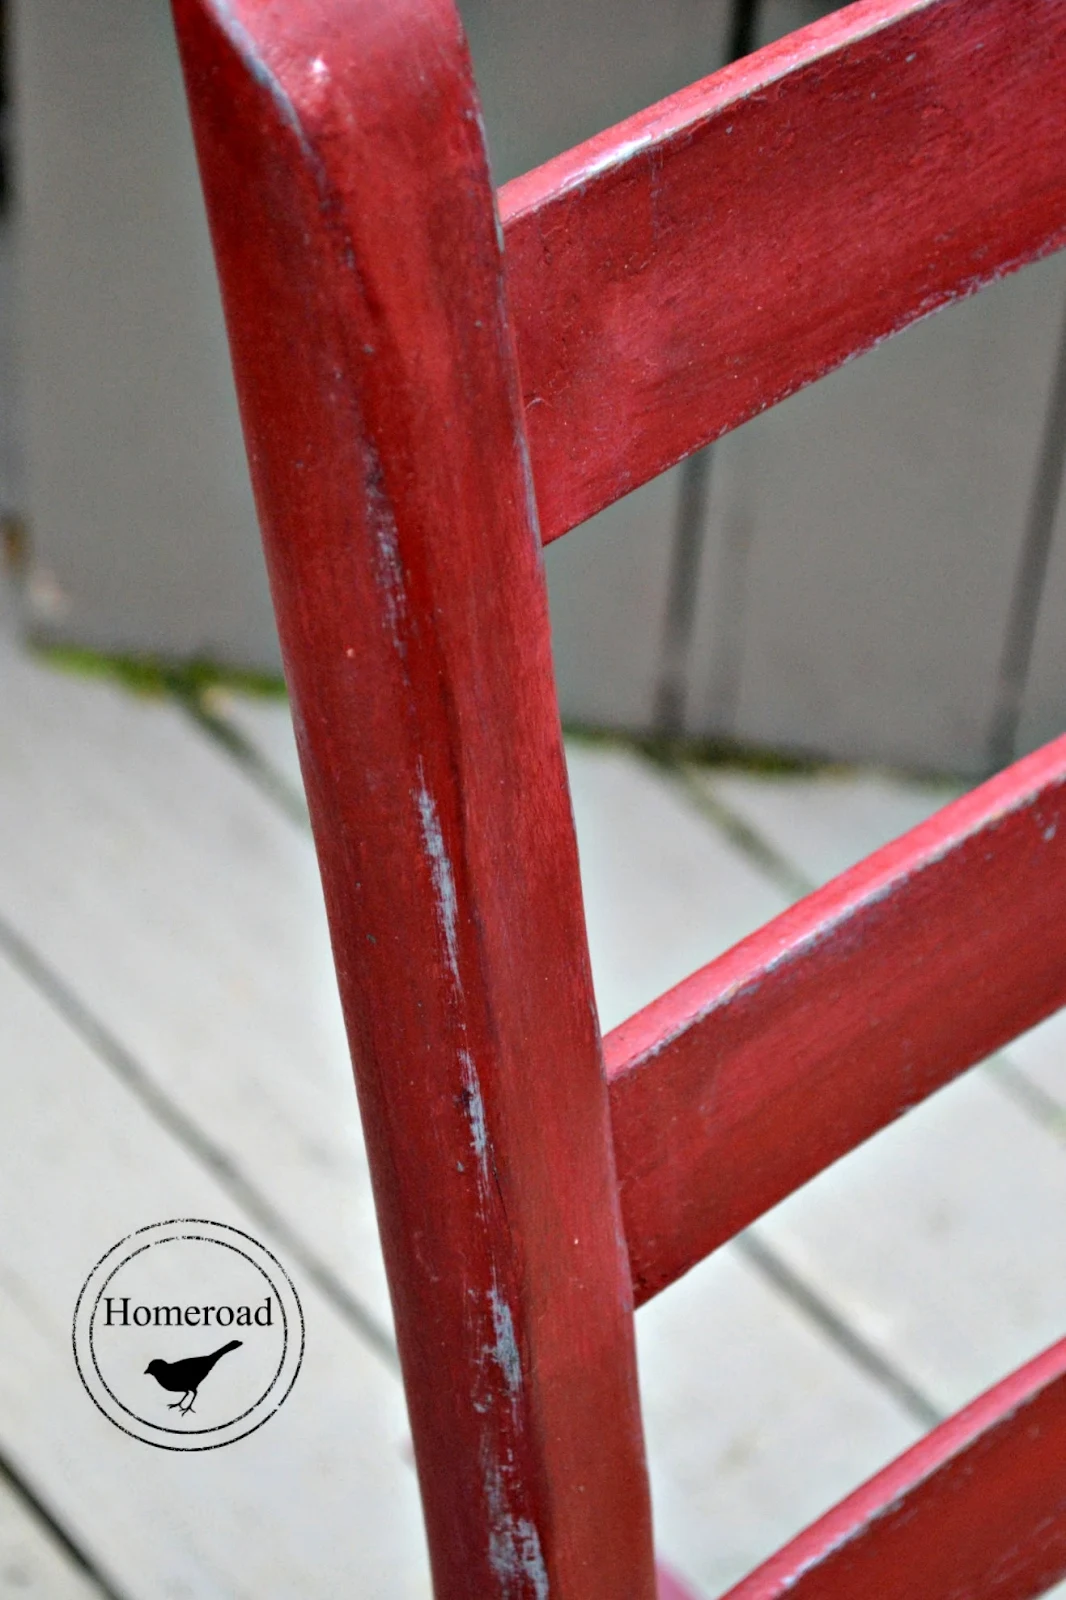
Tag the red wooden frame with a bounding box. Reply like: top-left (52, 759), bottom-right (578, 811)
top-left (171, 3), bottom-right (655, 1595)
top-left (609, 732), bottom-right (1066, 1301)
top-left (172, 1), bottom-right (1066, 1596)
top-left (723, 1337), bottom-right (1066, 1600)
top-left (502, 0), bottom-right (1066, 540)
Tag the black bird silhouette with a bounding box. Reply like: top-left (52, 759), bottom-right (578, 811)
top-left (144, 1339), bottom-right (242, 1415)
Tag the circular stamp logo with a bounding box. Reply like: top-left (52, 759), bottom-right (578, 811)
top-left (73, 1219), bottom-right (304, 1450)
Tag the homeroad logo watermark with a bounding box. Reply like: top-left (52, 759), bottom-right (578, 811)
top-left (73, 1219), bottom-right (304, 1450)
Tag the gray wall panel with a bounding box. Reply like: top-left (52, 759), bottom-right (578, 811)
top-left (686, 253), bottom-right (1066, 774)
top-left (14, 0), bottom-right (275, 666)
top-left (461, 0), bottom-right (731, 184)
top-left (12, 0), bottom-right (730, 675)
top-left (545, 469), bottom-right (682, 731)
top-left (1017, 445), bottom-right (1066, 761)
top-left (11, 0), bottom-right (1066, 778)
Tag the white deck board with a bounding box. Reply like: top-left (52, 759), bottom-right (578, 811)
top-left (564, 743), bottom-right (787, 1032)
top-left (0, 1481), bottom-right (101, 1599)
top-left (0, 942), bottom-right (925, 1600)
top-left (7, 645), bottom-right (1066, 1596)
top-left (0, 633), bottom-right (393, 1336)
top-left (212, 691), bottom-right (303, 792)
top-left (697, 766), bottom-right (960, 881)
top-left (0, 947), bottom-right (430, 1600)
top-left (637, 1247), bottom-right (920, 1598)
top-left (0, 659), bottom-right (933, 1595)
top-left (755, 1068), bottom-right (1066, 1413)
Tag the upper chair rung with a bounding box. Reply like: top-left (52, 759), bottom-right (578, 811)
top-left (501, 0), bottom-right (1066, 543)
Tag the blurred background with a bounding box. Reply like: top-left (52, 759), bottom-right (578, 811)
top-left (5, 0), bottom-right (1066, 776)
top-left (1, 3), bottom-right (1066, 1598)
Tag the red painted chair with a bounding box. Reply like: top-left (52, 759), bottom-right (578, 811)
top-left (172, 1), bottom-right (1066, 1594)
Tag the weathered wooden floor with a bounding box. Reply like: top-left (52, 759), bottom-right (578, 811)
top-left (2, 573), bottom-right (1065, 1599)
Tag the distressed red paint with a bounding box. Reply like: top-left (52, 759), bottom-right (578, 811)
top-left (502, 0), bottom-right (1066, 541)
top-left (723, 1337), bottom-right (1066, 1600)
top-left (608, 734), bottom-right (1066, 1303)
top-left (172, 2), bottom-right (654, 1596)
top-left (172, 0), bottom-right (1066, 1593)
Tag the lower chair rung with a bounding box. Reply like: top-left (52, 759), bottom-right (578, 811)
top-left (722, 1335), bottom-right (1066, 1600)
top-left (608, 734), bottom-right (1066, 1303)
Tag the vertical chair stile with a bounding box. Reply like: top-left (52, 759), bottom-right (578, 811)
top-left (172, 1), bottom-right (658, 1595)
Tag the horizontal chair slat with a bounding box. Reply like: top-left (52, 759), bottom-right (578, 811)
top-left (722, 1336), bottom-right (1066, 1599)
top-left (606, 736), bottom-right (1066, 1304)
top-left (501, 0), bottom-right (1066, 543)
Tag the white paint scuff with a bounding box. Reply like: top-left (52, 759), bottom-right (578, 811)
top-left (363, 445), bottom-right (407, 654)
top-left (488, 1282), bottom-right (522, 1398)
top-left (485, 1463), bottom-right (550, 1599)
top-left (415, 763), bottom-right (461, 988)
top-left (458, 1055), bottom-right (524, 1401)
top-left (460, 1048), bottom-right (488, 1166)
